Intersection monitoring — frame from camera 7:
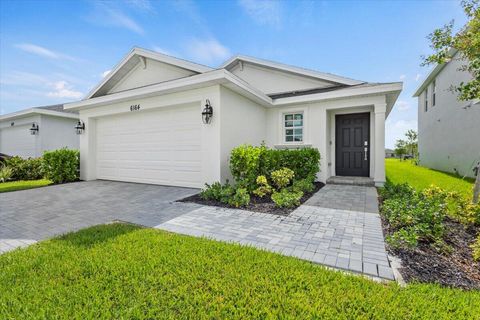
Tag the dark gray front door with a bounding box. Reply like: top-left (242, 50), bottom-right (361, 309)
top-left (335, 113), bottom-right (370, 177)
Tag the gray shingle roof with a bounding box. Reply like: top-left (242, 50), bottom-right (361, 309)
top-left (35, 104), bottom-right (78, 114)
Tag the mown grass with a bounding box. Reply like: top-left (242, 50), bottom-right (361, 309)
top-left (0, 179), bottom-right (52, 193)
top-left (385, 159), bottom-right (474, 198)
top-left (1, 223), bottom-right (479, 319)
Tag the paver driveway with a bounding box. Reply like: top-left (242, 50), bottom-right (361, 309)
top-left (0, 181), bottom-right (200, 253)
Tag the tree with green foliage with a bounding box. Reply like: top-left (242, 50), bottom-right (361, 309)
top-left (405, 129), bottom-right (418, 158)
top-left (394, 139), bottom-right (408, 160)
top-left (422, 0), bottom-right (479, 101)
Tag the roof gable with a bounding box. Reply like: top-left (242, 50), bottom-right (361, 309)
top-left (87, 47), bottom-right (213, 99)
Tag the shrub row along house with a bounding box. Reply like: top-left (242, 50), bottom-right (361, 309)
top-left (62, 47), bottom-right (401, 188)
top-left (0, 104), bottom-right (79, 158)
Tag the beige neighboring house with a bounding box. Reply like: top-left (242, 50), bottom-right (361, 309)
top-left (65, 47), bottom-right (402, 187)
top-left (414, 50), bottom-right (480, 178)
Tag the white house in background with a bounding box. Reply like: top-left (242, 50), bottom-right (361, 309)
top-left (0, 104), bottom-right (80, 158)
top-left (65, 47), bottom-right (402, 187)
top-left (413, 50), bottom-right (480, 178)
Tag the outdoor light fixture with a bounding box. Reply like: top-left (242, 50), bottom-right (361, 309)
top-left (30, 123), bottom-right (39, 135)
top-left (75, 120), bottom-right (85, 135)
top-left (202, 99), bottom-right (213, 124)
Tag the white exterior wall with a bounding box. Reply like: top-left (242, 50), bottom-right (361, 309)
top-left (265, 95), bottom-right (387, 185)
top-left (109, 58), bottom-right (196, 94)
top-left (230, 62), bottom-right (334, 95)
top-left (0, 114), bottom-right (78, 158)
top-left (418, 54), bottom-right (480, 177)
top-left (219, 86), bottom-right (267, 182)
top-left (40, 115), bottom-right (79, 153)
top-left (78, 85), bottom-right (222, 185)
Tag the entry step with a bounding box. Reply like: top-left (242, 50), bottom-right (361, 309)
top-left (326, 176), bottom-right (375, 187)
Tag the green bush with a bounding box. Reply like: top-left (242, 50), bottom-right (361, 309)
top-left (228, 187), bottom-right (250, 208)
top-left (200, 181), bottom-right (235, 204)
top-left (271, 189), bottom-right (303, 208)
top-left (230, 144), bottom-right (320, 189)
top-left (292, 177), bottom-right (315, 193)
top-left (471, 235), bottom-right (480, 261)
top-left (252, 175), bottom-right (272, 198)
top-left (271, 167), bottom-right (295, 189)
top-left (4, 156), bottom-right (44, 180)
top-left (0, 166), bottom-right (13, 183)
top-left (381, 184), bottom-right (448, 250)
top-left (42, 148), bottom-right (79, 184)
top-left (446, 191), bottom-right (480, 226)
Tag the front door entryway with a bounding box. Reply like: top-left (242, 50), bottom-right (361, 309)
top-left (335, 113), bottom-right (370, 177)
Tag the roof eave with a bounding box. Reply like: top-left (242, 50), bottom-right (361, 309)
top-left (0, 108), bottom-right (79, 122)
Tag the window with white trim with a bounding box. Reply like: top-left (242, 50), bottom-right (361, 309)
top-left (284, 113), bottom-right (303, 142)
top-left (424, 86), bottom-right (429, 112)
top-left (432, 80), bottom-right (436, 106)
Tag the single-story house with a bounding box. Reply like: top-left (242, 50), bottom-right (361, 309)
top-left (65, 47), bottom-right (402, 187)
top-left (385, 148), bottom-right (395, 158)
top-left (0, 104), bottom-right (80, 158)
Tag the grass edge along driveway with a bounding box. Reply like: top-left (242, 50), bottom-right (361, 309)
top-left (385, 158), bottom-right (474, 198)
top-left (0, 179), bottom-right (52, 193)
top-left (1, 223), bottom-right (479, 319)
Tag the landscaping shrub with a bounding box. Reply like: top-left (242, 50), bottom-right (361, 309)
top-left (271, 167), bottom-right (295, 189)
top-left (252, 175), bottom-right (272, 198)
top-left (0, 166), bottom-right (13, 183)
top-left (228, 187), bottom-right (250, 208)
top-left (4, 156), bottom-right (44, 180)
top-left (230, 144), bottom-right (320, 188)
top-left (471, 235), bottom-right (480, 261)
top-left (200, 181), bottom-right (235, 204)
top-left (446, 192), bottom-right (480, 226)
top-left (271, 189), bottom-right (303, 208)
top-left (42, 148), bottom-right (79, 184)
top-left (381, 184), bottom-right (448, 250)
top-left (292, 176), bottom-right (315, 193)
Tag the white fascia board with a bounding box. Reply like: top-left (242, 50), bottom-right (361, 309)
top-left (272, 83), bottom-right (403, 106)
top-left (0, 108), bottom-right (79, 122)
top-left (65, 69), bottom-right (272, 111)
top-left (220, 55), bottom-right (364, 86)
top-left (84, 47), bottom-right (214, 100)
top-left (413, 48), bottom-right (458, 97)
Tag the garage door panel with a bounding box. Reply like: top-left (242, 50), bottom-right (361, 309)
top-left (96, 104), bottom-right (202, 187)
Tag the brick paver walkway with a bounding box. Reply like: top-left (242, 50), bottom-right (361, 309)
top-left (157, 185), bottom-right (394, 280)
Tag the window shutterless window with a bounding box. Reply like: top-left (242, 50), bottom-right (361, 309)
top-left (432, 80), bottom-right (436, 106)
top-left (424, 87), bottom-right (428, 112)
top-left (284, 113), bottom-right (303, 142)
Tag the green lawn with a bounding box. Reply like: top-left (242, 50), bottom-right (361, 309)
top-left (0, 179), bottom-right (52, 193)
top-left (385, 159), bottom-right (475, 198)
top-left (1, 224), bottom-right (479, 319)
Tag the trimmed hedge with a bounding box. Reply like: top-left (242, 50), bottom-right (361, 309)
top-left (43, 148), bottom-right (80, 184)
top-left (3, 156), bottom-right (44, 181)
top-left (230, 144), bottom-right (320, 189)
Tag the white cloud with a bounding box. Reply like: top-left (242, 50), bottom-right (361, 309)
top-left (46, 81), bottom-right (83, 99)
top-left (152, 46), bottom-right (172, 55)
top-left (415, 73), bottom-right (422, 81)
top-left (186, 38), bottom-right (230, 65)
top-left (399, 74), bottom-right (406, 81)
top-left (124, 0), bottom-right (154, 12)
top-left (14, 43), bottom-right (76, 61)
top-left (385, 119), bottom-right (418, 148)
top-left (238, 0), bottom-right (282, 27)
top-left (89, 3), bottom-right (144, 35)
top-left (395, 100), bottom-right (410, 111)
top-left (101, 70), bottom-right (111, 78)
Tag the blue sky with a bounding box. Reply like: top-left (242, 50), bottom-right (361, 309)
top-left (0, 0), bottom-right (468, 148)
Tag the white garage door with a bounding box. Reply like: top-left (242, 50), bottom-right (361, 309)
top-left (96, 104), bottom-right (202, 187)
top-left (0, 125), bottom-right (36, 158)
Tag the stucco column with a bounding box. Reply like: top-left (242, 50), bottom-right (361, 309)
top-left (374, 103), bottom-right (386, 186)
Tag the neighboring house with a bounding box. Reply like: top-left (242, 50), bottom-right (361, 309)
top-left (385, 148), bottom-right (395, 158)
top-left (413, 50), bottom-right (480, 178)
top-left (0, 104), bottom-right (80, 158)
top-left (65, 47), bottom-right (402, 188)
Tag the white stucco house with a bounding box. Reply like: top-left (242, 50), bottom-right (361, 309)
top-left (65, 47), bottom-right (402, 188)
top-left (413, 50), bottom-right (480, 178)
top-left (0, 104), bottom-right (80, 158)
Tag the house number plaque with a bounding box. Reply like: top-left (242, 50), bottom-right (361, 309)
top-left (130, 104), bottom-right (141, 111)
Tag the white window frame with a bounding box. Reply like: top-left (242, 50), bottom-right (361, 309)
top-left (424, 86), bottom-right (429, 112)
top-left (282, 112), bottom-right (304, 143)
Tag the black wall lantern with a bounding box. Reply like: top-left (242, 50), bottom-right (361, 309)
top-left (202, 99), bottom-right (213, 124)
top-left (75, 120), bottom-right (85, 135)
top-left (30, 123), bottom-right (39, 135)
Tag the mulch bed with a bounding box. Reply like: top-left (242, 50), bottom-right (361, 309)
top-left (178, 182), bottom-right (324, 216)
top-left (380, 213), bottom-right (480, 290)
